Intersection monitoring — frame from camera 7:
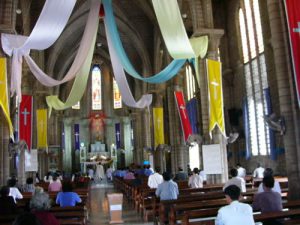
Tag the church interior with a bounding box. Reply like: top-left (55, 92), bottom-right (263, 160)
top-left (0, 0), bottom-right (300, 224)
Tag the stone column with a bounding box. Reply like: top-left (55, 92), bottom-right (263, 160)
top-left (123, 117), bottom-right (133, 166)
top-left (267, 0), bottom-right (300, 199)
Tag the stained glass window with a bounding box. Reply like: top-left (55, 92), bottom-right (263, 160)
top-left (92, 66), bottom-right (102, 110)
top-left (113, 78), bottom-right (122, 109)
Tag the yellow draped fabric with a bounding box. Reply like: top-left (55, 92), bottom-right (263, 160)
top-left (37, 109), bottom-right (48, 148)
top-left (206, 59), bottom-right (226, 137)
top-left (0, 58), bottom-right (14, 139)
top-left (153, 107), bottom-right (165, 147)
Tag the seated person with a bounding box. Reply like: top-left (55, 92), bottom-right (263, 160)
top-left (23, 177), bottom-right (35, 193)
top-left (48, 176), bottom-right (62, 192)
top-left (253, 163), bottom-right (265, 179)
top-left (0, 186), bottom-right (17, 214)
top-left (188, 168), bottom-right (203, 188)
top-left (156, 172), bottom-right (179, 200)
top-left (30, 191), bottom-right (59, 225)
top-left (124, 169), bottom-right (135, 180)
top-left (56, 181), bottom-right (82, 207)
top-left (131, 173), bottom-right (142, 187)
top-left (215, 185), bottom-right (255, 225)
top-left (257, 168), bottom-right (281, 193)
top-left (223, 168), bottom-right (246, 193)
top-left (253, 176), bottom-right (282, 213)
top-left (8, 178), bottom-right (23, 203)
top-left (12, 212), bottom-right (42, 225)
top-left (236, 163), bottom-right (246, 178)
top-left (174, 167), bottom-right (188, 181)
top-left (148, 167), bottom-right (163, 188)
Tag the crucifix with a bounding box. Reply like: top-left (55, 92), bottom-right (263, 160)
top-left (293, 22), bottom-right (300, 33)
top-left (74, 132), bottom-right (79, 142)
top-left (179, 105), bottom-right (187, 119)
top-left (116, 131), bottom-right (120, 141)
top-left (21, 108), bottom-right (30, 126)
top-left (210, 80), bottom-right (220, 100)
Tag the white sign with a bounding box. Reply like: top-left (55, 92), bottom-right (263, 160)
top-left (202, 144), bottom-right (222, 174)
top-left (25, 149), bottom-right (38, 172)
top-left (110, 204), bottom-right (122, 211)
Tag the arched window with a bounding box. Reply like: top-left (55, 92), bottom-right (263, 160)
top-left (239, 0), bottom-right (270, 156)
top-left (92, 65), bottom-right (102, 110)
top-left (186, 64), bottom-right (195, 101)
top-left (113, 78), bottom-right (122, 109)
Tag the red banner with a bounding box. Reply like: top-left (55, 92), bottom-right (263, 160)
top-left (19, 95), bottom-right (33, 150)
top-left (174, 91), bottom-right (192, 141)
top-left (285, 0), bottom-right (300, 106)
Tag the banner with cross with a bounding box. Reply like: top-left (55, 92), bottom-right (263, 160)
top-left (115, 123), bottom-right (121, 149)
top-left (284, 0), bottom-right (300, 107)
top-left (19, 95), bottom-right (33, 150)
top-left (206, 59), bottom-right (226, 138)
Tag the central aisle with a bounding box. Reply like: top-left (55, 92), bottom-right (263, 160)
top-left (88, 182), bottom-right (153, 225)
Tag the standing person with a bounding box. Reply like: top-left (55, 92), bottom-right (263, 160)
top-left (253, 163), bottom-right (265, 178)
top-left (148, 167), bottom-right (163, 188)
top-left (188, 168), bottom-right (203, 188)
top-left (236, 163), bottom-right (246, 178)
top-left (223, 168), bottom-right (246, 193)
top-left (8, 178), bottom-right (23, 203)
top-left (174, 167), bottom-right (188, 181)
top-left (88, 167), bottom-right (94, 180)
top-left (106, 167), bottom-right (113, 181)
top-left (215, 185), bottom-right (255, 225)
top-left (155, 172), bottom-right (179, 200)
top-left (96, 162), bottom-right (105, 180)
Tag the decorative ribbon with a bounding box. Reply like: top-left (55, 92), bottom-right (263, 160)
top-left (102, 0), bottom-right (186, 83)
top-left (1, 0), bottom-right (76, 101)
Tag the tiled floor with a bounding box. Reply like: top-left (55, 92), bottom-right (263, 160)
top-left (88, 181), bottom-right (153, 225)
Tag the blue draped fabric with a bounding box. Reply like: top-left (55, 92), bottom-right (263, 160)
top-left (103, 0), bottom-right (187, 83)
top-left (264, 88), bottom-right (277, 160)
top-left (186, 98), bottom-right (199, 134)
top-left (243, 97), bottom-right (251, 160)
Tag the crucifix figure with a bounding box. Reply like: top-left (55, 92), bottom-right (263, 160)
top-left (75, 132), bottom-right (79, 142)
top-left (293, 22), bottom-right (300, 33)
top-left (22, 108), bottom-right (30, 126)
top-left (179, 105), bottom-right (187, 119)
top-left (210, 80), bottom-right (220, 100)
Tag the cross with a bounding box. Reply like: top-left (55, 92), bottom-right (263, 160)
top-left (21, 108), bottom-right (30, 126)
top-left (293, 22), bottom-right (300, 33)
top-left (116, 131), bottom-right (120, 141)
top-left (210, 80), bottom-right (219, 100)
top-left (179, 105), bottom-right (187, 119)
top-left (74, 132), bottom-right (79, 142)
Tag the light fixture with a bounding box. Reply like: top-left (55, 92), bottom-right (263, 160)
top-left (16, 9), bottom-right (22, 14)
top-left (96, 42), bottom-right (102, 47)
top-left (182, 13), bottom-right (187, 19)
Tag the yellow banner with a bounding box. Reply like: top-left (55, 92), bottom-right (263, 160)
top-left (37, 109), bottom-right (48, 148)
top-left (153, 107), bottom-right (165, 147)
top-left (206, 59), bottom-right (226, 137)
top-left (0, 58), bottom-right (14, 139)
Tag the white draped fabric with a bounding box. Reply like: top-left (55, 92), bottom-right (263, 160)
top-left (105, 24), bottom-right (152, 109)
top-left (1, 0), bottom-right (76, 101)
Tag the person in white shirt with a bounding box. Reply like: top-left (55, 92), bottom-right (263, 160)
top-left (257, 168), bottom-right (281, 194)
top-left (8, 178), bottom-right (23, 203)
top-left (215, 185), bottom-right (255, 225)
top-left (253, 163), bottom-right (265, 178)
top-left (236, 163), bottom-right (246, 178)
top-left (188, 168), bottom-right (203, 188)
top-left (199, 169), bottom-right (207, 182)
top-left (223, 168), bottom-right (246, 193)
top-left (147, 167), bottom-right (163, 189)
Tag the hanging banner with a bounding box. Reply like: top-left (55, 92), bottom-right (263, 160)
top-left (36, 109), bottom-right (48, 148)
top-left (153, 107), bottom-right (165, 147)
top-left (115, 123), bottom-right (121, 149)
top-left (74, 124), bottom-right (80, 150)
top-left (174, 91), bottom-right (192, 141)
top-left (0, 58), bottom-right (14, 139)
top-left (19, 95), bottom-right (33, 150)
top-left (206, 59), bottom-right (226, 138)
top-left (186, 98), bottom-right (199, 134)
top-left (284, 0), bottom-right (300, 107)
